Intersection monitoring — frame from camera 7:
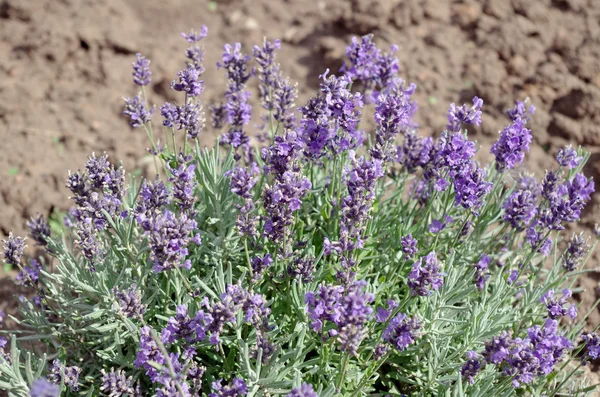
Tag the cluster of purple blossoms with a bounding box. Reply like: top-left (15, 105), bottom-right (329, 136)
top-left (193, 285), bottom-right (272, 348)
top-left (298, 71), bottom-right (364, 159)
top-left (400, 234), bottom-right (418, 258)
top-left (168, 162), bottom-right (198, 213)
top-left (217, 43), bottom-right (253, 150)
top-left (541, 170), bottom-right (560, 201)
top-left (15, 258), bottom-right (42, 287)
top-left (342, 34), bottom-right (409, 101)
top-left (305, 280), bottom-right (374, 355)
top-left (540, 289), bottom-right (577, 320)
top-left (525, 221), bottom-right (553, 256)
top-left (453, 165), bottom-right (493, 214)
top-left (517, 172), bottom-right (541, 198)
top-left (562, 233), bottom-right (588, 272)
top-left (502, 189), bottom-right (537, 230)
top-left (506, 99), bottom-right (535, 122)
top-left (181, 26), bottom-right (208, 44)
top-left (251, 253), bottom-right (273, 280)
top-left (26, 215), bottom-right (51, 247)
top-left (135, 326), bottom-right (166, 381)
top-left (408, 252), bottom-right (444, 296)
top-left (473, 255), bottom-right (491, 290)
top-left (66, 154), bottom-right (126, 267)
top-left (161, 102), bottom-right (204, 139)
top-left (114, 285), bottom-right (146, 320)
top-left (48, 359), bottom-right (82, 391)
top-left (135, 178), bottom-right (170, 223)
top-left (209, 378), bottom-right (247, 397)
top-left (123, 94), bottom-right (154, 127)
top-left (482, 319), bottom-right (573, 387)
top-left (285, 383), bottom-right (318, 397)
top-left (461, 351), bottom-right (483, 384)
top-left (262, 168), bottom-right (311, 245)
top-left (132, 53), bottom-right (152, 86)
top-left (436, 130), bottom-right (476, 178)
top-left (581, 332), bottom-right (600, 365)
top-left (428, 216), bottom-right (453, 234)
top-left (327, 153), bottom-right (384, 255)
top-left (29, 378), bottom-right (60, 397)
top-left (252, 39), bottom-right (298, 131)
top-left (225, 163), bottom-right (260, 238)
top-left (541, 173), bottom-right (594, 230)
top-left (287, 255), bottom-right (316, 282)
top-left (100, 368), bottom-right (137, 396)
top-left (446, 97), bottom-right (483, 133)
top-left (490, 119), bottom-right (532, 171)
top-left (375, 300), bottom-right (399, 323)
top-left (370, 90), bottom-right (414, 162)
top-left (396, 131), bottom-right (433, 174)
top-left (382, 313), bottom-right (421, 352)
top-left (3, 232), bottom-right (26, 266)
top-left (143, 210), bottom-right (198, 272)
top-left (556, 145), bottom-right (582, 169)
top-left (171, 64), bottom-right (204, 97)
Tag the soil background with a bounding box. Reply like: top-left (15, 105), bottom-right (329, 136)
top-left (1, 0), bottom-right (600, 385)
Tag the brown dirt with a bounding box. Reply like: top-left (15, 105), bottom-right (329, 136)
top-left (0, 0), bottom-right (599, 378)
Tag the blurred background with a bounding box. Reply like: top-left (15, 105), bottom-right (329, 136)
top-left (0, 0), bottom-right (599, 348)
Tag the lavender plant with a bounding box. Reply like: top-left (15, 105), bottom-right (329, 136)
top-left (1, 31), bottom-right (599, 397)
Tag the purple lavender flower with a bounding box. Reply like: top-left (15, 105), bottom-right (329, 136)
top-left (273, 78), bottom-right (298, 130)
top-left (287, 256), bottom-right (316, 282)
top-left (343, 34), bottom-right (380, 82)
top-left (401, 234), bottom-right (418, 258)
top-left (132, 53), bottom-right (152, 86)
top-left (143, 210), bottom-right (197, 272)
top-left (29, 378), bottom-right (60, 397)
top-left (382, 313), bottom-right (421, 352)
top-left (253, 39), bottom-right (281, 113)
top-left (114, 285), bottom-right (146, 320)
top-left (225, 163), bottom-right (260, 200)
top-left (181, 26), bottom-right (208, 43)
top-left (161, 102), bottom-right (204, 139)
top-left (581, 332), bottom-right (600, 365)
top-left (408, 252), bottom-right (444, 296)
top-left (502, 189), bottom-right (537, 230)
top-left (428, 219), bottom-right (446, 234)
top-left (26, 215), bottom-right (50, 247)
top-left (506, 99), bottom-right (535, 122)
top-left (375, 300), bottom-right (399, 323)
top-left (337, 153), bottom-right (384, 252)
top-left (461, 351), bottom-right (482, 384)
top-left (507, 270), bottom-right (519, 285)
top-left (525, 223), bottom-right (552, 256)
top-left (541, 289), bottom-right (577, 320)
top-left (48, 359), bottom-right (81, 391)
top-left (473, 255), bottom-right (491, 290)
top-left (123, 94), bottom-right (154, 127)
top-left (556, 145), bottom-right (582, 169)
top-left (161, 305), bottom-right (197, 345)
top-left (135, 326), bottom-right (166, 382)
top-left (209, 378), bottom-right (248, 397)
top-left (396, 132), bottom-right (433, 173)
top-left (562, 233), bottom-right (588, 272)
top-left (484, 320), bottom-right (572, 387)
top-left (453, 165), bottom-right (492, 214)
top-left (3, 233), bottom-right (26, 266)
top-left (370, 91), bottom-right (413, 162)
top-left (305, 281), bottom-right (374, 354)
top-left (437, 132), bottom-right (476, 176)
top-left (251, 254), bottom-right (273, 279)
top-left (541, 171), bottom-right (561, 201)
top-left (373, 343), bottom-right (389, 359)
top-left (490, 119), bottom-right (532, 171)
top-left (285, 383), bottom-right (318, 397)
top-left (171, 65), bottom-right (204, 97)
top-left (517, 172), bottom-right (541, 198)
top-left (135, 178), bottom-right (170, 222)
top-left (446, 97), bottom-right (483, 132)
top-left (168, 162), bottom-right (197, 213)
top-left (100, 368), bottom-right (135, 396)
top-left (483, 332), bottom-right (511, 364)
top-left (218, 43), bottom-right (252, 88)
top-left (16, 259), bottom-right (42, 287)
top-left (542, 173), bottom-right (594, 230)
top-left (0, 309), bottom-right (4, 329)
top-left (594, 224), bottom-right (600, 237)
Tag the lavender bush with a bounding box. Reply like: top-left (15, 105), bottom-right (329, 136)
top-left (1, 31), bottom-right (599, 397)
